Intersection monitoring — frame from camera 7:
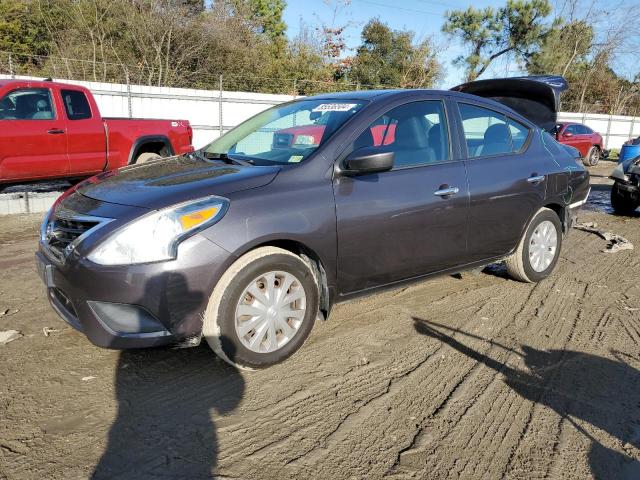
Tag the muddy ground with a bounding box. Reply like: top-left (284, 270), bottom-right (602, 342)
top-left (0, 161), bottom-right (639, 480)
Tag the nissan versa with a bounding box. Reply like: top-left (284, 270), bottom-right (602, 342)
top-left (36, 76), bottom-right (590, 369)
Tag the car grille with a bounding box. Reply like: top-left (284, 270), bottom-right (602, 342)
top-left (273, 133), bottom-right (293, 149)
top-left (44, 215), bottom-right (100, 262)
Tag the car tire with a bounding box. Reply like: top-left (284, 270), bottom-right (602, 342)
top-left (583, 146), bottom-right (600, 166)
top-left (202, 246), bottom-right (319, 370)
top-left (505, 207), bottom-right (563, 283)
top-left (611, 181), bottom-right (638, 215)
top-left (135, 152), bottom-right (162, 164)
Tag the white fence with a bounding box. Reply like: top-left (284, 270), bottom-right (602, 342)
top-left (0, 74), bottom-right (296, 148)
top-left (2, 74), bottom-right (638, 150)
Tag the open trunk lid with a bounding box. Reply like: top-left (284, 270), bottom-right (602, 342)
top-left (451, 75), bottom-right (568, 132)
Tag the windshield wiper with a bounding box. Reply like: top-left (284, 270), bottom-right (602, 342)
top-left (189, 150), bottom-right (210, 162)
top-left (204, 152), bottom-right (253, 167)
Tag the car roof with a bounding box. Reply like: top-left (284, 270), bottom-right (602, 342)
top-left (306, 89), bottom-right (522, 114)
top-left (304, 88), bottom-right (534, 129)
top-left (0, 78), bottom-right (87, 90)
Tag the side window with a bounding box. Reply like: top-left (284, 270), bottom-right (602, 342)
top-left (459, 103), bottom-right (512, 158)
top-left (507, 118), bottom-right (530, 152)
top-left (0, 88), bottom-right (54, 120)
top-left (579, 125), bottom-right (593, 135)
top-left (61, 90), bottom-right (92, 120)
top-left (564, 125), bottom-right (578, 135)
top-left (352, 100), bottom-right (450, 168)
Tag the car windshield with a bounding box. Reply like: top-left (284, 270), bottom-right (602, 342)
top-left (203, 99), bottom-right (365, 165)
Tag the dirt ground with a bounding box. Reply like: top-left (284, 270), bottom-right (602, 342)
top-left (0, 161), bottom-right (639, 480)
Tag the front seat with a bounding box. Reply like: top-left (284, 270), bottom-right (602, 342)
top-left (480, 123), bottom-right (512, 156)
top-left (393, 116), bottom-right (434, 167)
top-left (15, 95), bottom-right (35, 119)
top-left (32, 99), bottom-right (52, 119)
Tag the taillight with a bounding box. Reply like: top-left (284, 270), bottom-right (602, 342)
top-left (187, 124), bottom-right (193, 144)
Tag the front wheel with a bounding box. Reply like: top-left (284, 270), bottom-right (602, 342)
top-left (202, 247), bottom-right (319, 370)
top-left (611, 181), bottom-right (638, 215)
top-left (505, 208), bottom-right (563, 283)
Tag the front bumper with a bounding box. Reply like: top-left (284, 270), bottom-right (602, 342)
top-left (37, 234), bottom-right (234, 349)
top-left (615, 179), bottom-right (640, 198)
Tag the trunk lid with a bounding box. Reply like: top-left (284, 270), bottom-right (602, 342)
top-left (451, 75), bottom-right (568, 132)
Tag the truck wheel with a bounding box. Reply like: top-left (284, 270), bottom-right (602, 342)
top-left (611, 181), bottom-right (638, 215)
top-left (135, 152), bottom-right (161, 164)
top-left (202, 247), bottom-right (319, 370)
top-left (505, 208), bottom-right (562, 283)
top-left (583, 146), bottom-right (600, 166)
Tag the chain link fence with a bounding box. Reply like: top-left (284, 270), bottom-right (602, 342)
top-left (0, 51), bottom-right (384, 96)
top-left (3, 51), bottom-right (639, 116)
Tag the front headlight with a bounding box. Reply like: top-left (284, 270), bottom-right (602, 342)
top-left (87, 196), bottom-right (228, 266)
top-left (611, 162), bottom-right (629, 182)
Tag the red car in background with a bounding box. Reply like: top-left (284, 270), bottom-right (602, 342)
top-left (273, 111), bottom-right (396, 149)
top-left (0, 79), bottom-right (193, 185)
top-left (553, 122), bottom-right (603, 166)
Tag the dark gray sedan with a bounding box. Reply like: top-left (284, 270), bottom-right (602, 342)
top-left (36, 76), bottom-right (590, 369)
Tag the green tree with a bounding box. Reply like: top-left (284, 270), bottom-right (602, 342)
top-left (349, 19), bottom-right (441, 89)
top-left (231, 0), bottom-right (286, 43)
top-left (527, 20), bottom-right (593, 77)
top-left (443, 0), bottom-right (552, 81)
top-left (0, 0), bottom-right (53, 67)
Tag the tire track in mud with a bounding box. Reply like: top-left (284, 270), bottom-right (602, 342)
top-left (2, 210), bottom-right (639, 479)
top-left (389, 271), bottom-right (591, 479)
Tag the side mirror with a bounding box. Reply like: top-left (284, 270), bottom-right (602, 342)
top-left (343, 147), bottom-right (394, 175)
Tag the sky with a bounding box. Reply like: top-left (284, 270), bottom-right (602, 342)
top-left (282, 0), bottom-right (639, 88)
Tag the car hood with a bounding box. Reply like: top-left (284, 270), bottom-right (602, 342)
top-left (77, 155), bottom-right (280, 210)
top-left (452, 75), bottom-right (568, 132)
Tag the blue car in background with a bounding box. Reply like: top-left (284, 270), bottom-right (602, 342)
top-left (611, 156), bottom-right (640, 214)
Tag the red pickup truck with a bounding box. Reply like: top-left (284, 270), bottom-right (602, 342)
top-left (0, 79), bottom-right (193, 184)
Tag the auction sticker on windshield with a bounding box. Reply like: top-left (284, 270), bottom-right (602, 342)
top-left (312, 103), bottom-right (358, 112)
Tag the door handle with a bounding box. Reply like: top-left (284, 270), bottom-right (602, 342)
top-left (434, 186), bottom-right (460, 197)
top-left (47, 129), bottom-right (65, 134)
top-left (527, 175), bottom-right (545, 184)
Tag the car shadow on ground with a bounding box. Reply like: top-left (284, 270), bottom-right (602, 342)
top-left (92, 272), bottom-right (245, 479)
top-left (412, 317), bottom-right (640, 480)
top-left (92, 344), bottom-right (244, 480)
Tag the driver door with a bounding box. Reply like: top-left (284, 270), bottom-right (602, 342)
top-left (0, 87), bottom-right (68, 180)
top-left (333, 98), bottom-right (469, 295)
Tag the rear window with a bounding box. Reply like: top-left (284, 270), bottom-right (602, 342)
top-left (458, 103), bottom-right (531, 157)
top-left (508, 118), bottom-right (530, 151)
top-left (61, 90), bottom-right (92, 120)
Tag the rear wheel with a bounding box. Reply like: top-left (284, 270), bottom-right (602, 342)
top-left (505, 208), bottom-right (562, 283)
top-left (584, 146), bottom-right (600, 166)
top-left (135, 152), bottom-right (162, 164)
top-left (202, 247), bottom-right (319, 370)
top-left (611, 181), bottom-right (638, 215)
